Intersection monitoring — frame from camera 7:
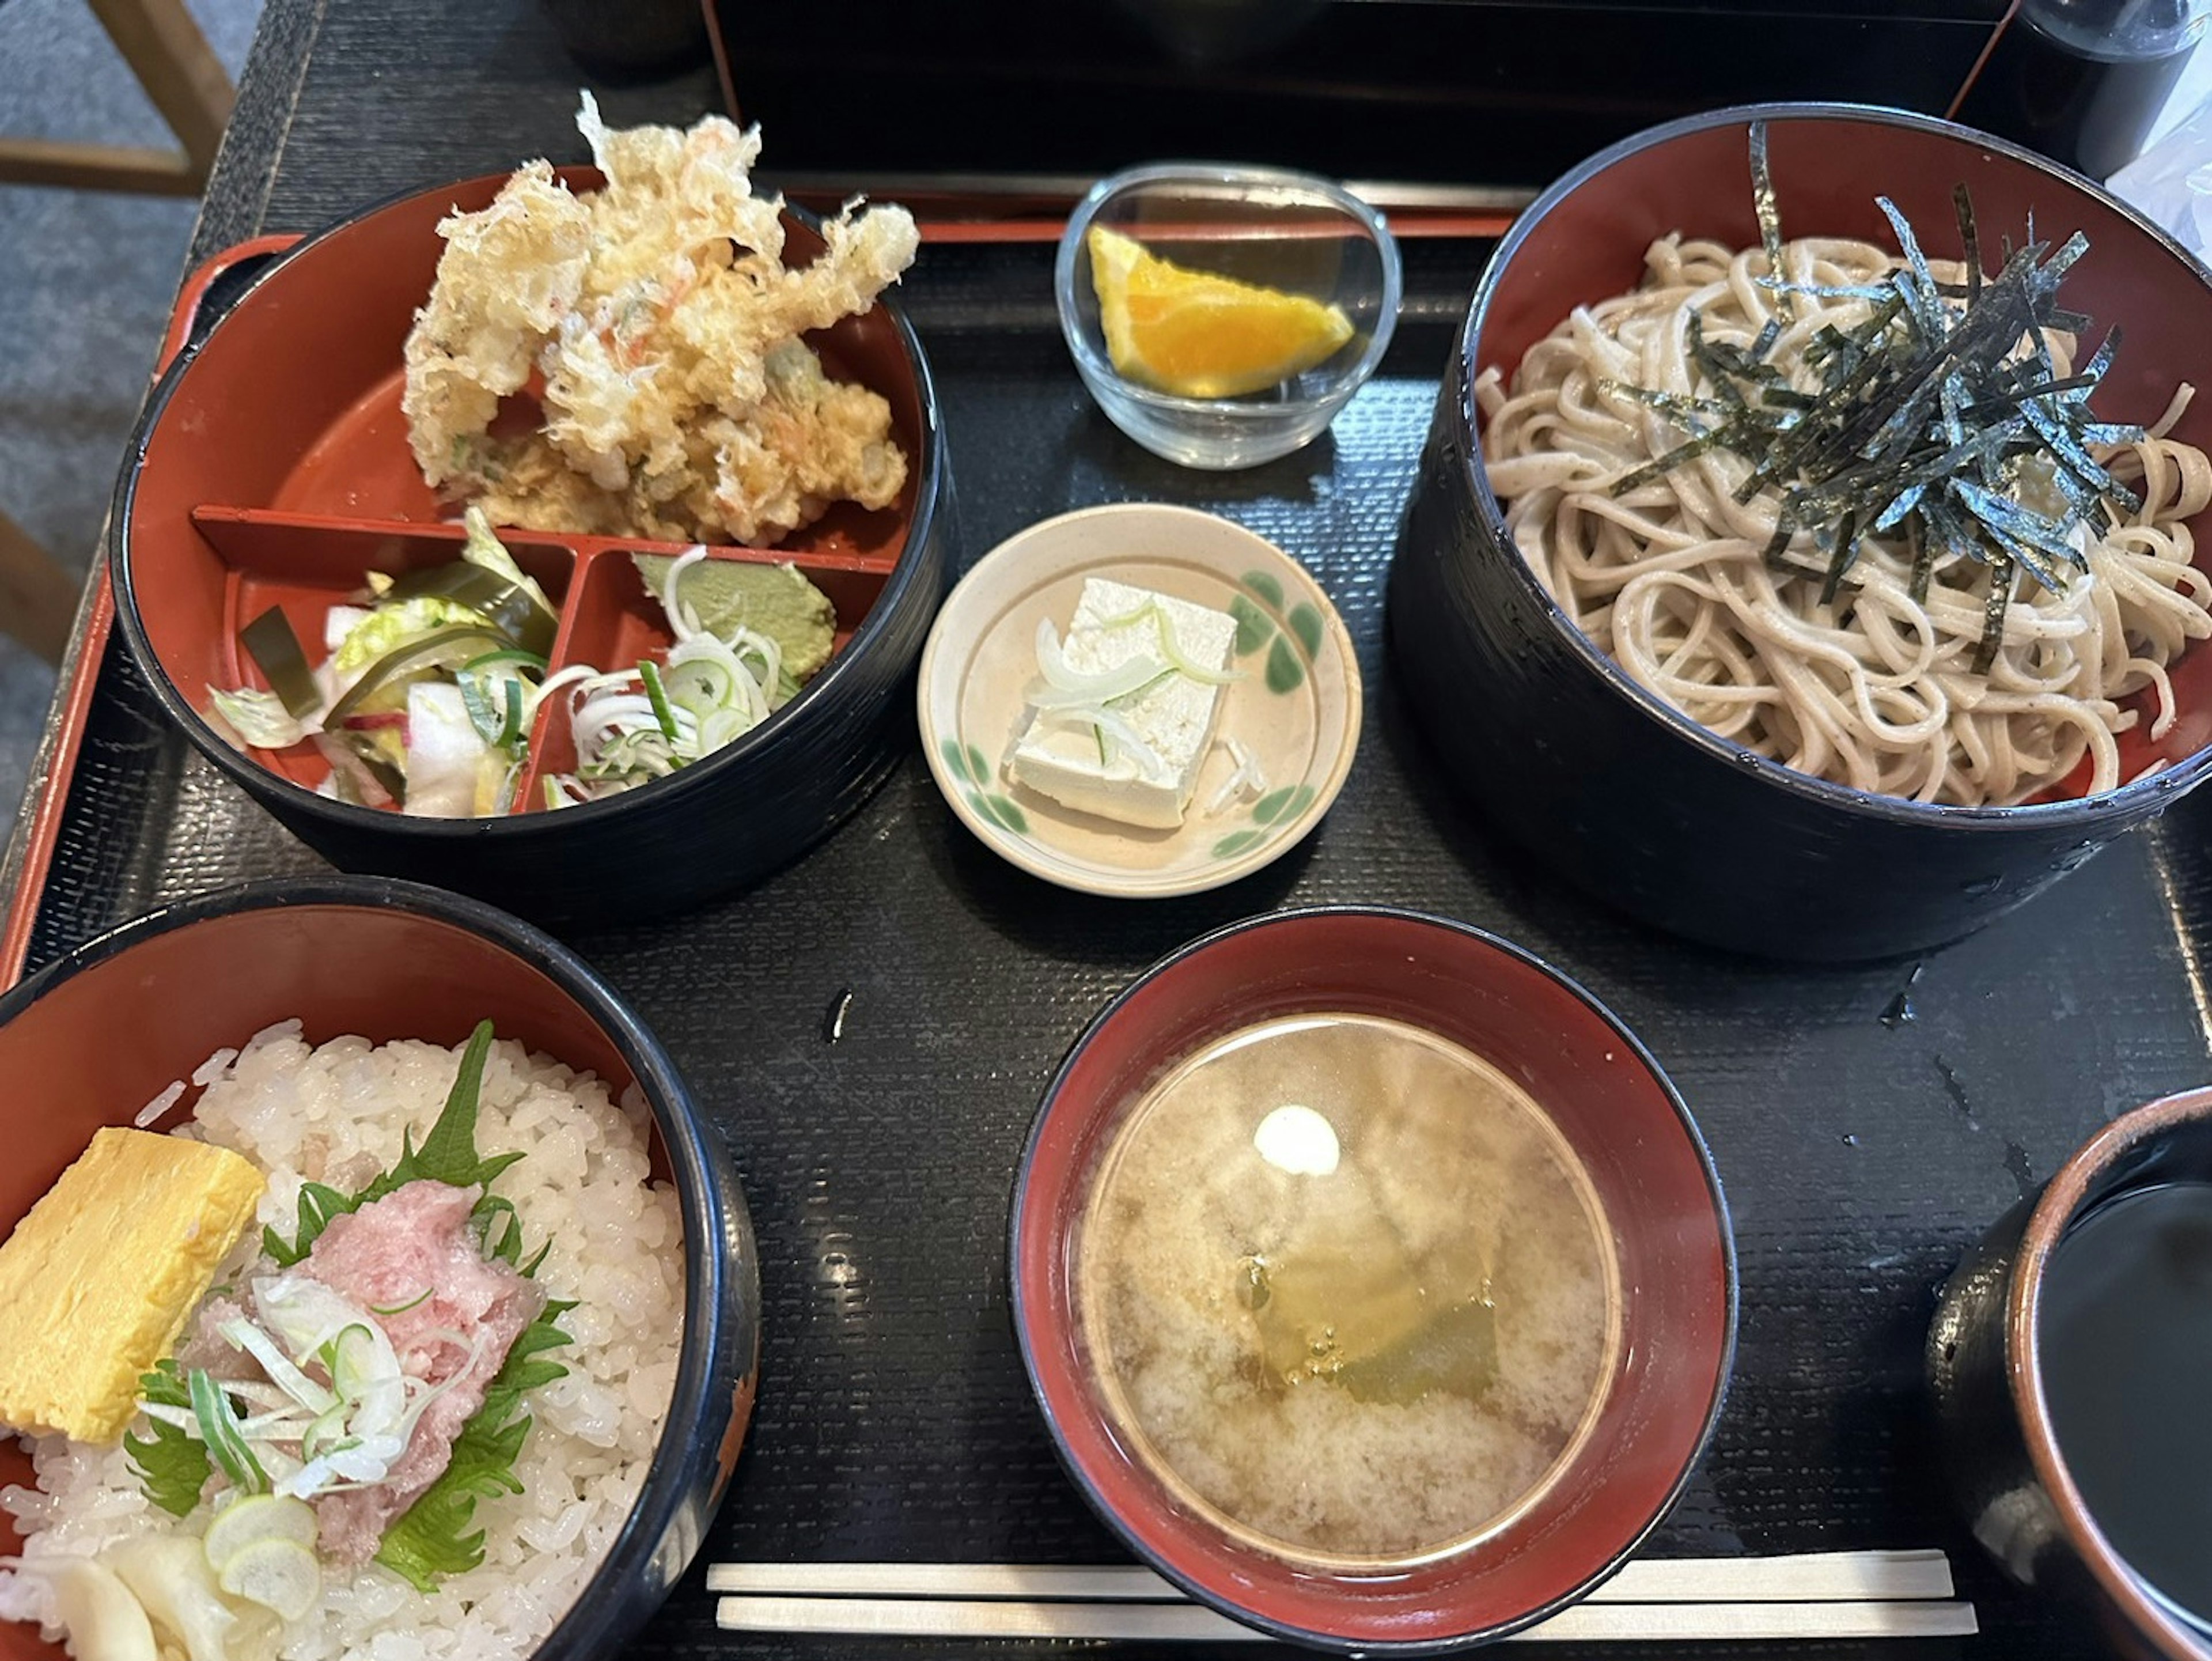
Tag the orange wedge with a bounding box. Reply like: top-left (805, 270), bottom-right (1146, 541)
top-left (1087, 226), bottom-right (1357, 400)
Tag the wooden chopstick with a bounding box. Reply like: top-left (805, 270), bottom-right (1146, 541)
top-left (711, 1594), bottom-right (1980, 1643)
top-left (706, 1549), bottom-right (1956, 1605)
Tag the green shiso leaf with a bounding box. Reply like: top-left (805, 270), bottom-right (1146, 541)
top-left (372, 1299), bottom-right (574, 1591)
top-left (125, 1359), bottom-right (211, 1518)
top-left (264, 1020), bottom-right (521, 1264)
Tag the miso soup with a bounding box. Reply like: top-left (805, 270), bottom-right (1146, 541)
top-left (1075, 1012), bottom-right (1619, 1563)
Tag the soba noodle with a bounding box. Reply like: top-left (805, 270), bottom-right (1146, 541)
top-left (1479, 234), bottom-right (2212, 805)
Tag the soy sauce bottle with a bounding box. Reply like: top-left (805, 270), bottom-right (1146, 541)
top-left (1957, 0), bottom-right (2209, 181)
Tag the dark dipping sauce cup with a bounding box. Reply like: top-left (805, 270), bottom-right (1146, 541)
top-left (1929, 1088), bottom-right (2212, 1659)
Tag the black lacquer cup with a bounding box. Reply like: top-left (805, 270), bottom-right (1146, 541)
top-left (1389, 102), bottom-right (2212, 962)
top-left (1929, 1088), bottom-right (2212, 1661)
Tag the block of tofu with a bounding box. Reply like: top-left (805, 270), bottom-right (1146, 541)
top-left (1008, 577), bottom-right (1239, 829)
top-left (0, 1127), bottom-right (266, 1443)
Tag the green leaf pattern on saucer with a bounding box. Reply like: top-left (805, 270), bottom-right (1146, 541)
top-left (941, 737), bottom-right (1029, 835)
top-left (1230, 570), bottom-right (1321, 695)
top-left (948, 730), bottom-right (1320, 869)
top-left (1212, 784), bottom-right (1317, 858)
top-left (940, 559), bottom-right (1336, 871)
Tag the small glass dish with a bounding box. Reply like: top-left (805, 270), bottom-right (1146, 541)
top-left (1054, 162), bottom-right (1403, 470)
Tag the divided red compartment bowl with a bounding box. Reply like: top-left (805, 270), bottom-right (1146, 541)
top-left (109, 165), bottom-right (950, 926)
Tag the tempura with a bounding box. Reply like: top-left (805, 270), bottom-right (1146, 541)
top-left (403, 94), bottom-right (918, 546)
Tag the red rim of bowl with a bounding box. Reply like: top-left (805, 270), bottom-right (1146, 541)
top-left (1009, 905), bottom-right (1738, 1652)
top-left (2010, 1086), bottom-right (2212, 1661)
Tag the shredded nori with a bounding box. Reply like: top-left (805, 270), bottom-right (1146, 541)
top-left (1615, 121), bottom-right (2146, 674)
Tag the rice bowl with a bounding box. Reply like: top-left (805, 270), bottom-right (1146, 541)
top-left (0, 877), bottom-right (757, 1661)
top-left (0, 1021), bottom-right (683, 1660)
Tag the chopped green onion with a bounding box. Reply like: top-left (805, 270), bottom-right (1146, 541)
top-left (661, 656), bottom-right (736, 717)
top-left (369, 1288), bottom-right (434, 1316)
top-left (187, 1369), bottom-right (267, 1496)
top-left (638, 659), bottom-right (680, 743)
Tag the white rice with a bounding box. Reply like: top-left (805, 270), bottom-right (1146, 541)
top-left (0, 1020), bottom-right (685, 1661)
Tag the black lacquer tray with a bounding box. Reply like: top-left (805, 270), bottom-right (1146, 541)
top-left (11, 226), bottom-right (2212, 1661)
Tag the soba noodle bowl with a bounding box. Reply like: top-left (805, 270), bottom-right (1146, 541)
top-left (1478, 233), bottom-right (2212, 807)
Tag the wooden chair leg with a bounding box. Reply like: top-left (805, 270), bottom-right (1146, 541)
top-left (0, 510), bottom-right (83, 665)
top-left (87, 0), bottom-right (236, 188)
top-left (0, 0), bottom-right (235, 196)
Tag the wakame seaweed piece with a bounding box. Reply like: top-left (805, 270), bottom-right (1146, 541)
top-left (239, 609), bottom-right (321, 720)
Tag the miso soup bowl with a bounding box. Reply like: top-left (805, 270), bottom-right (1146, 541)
top-left (1389, 103), bottom-right (2212, 962)
top-left (0, 876), bottom-right (760, 1661)
top-left (1010, 906), bottom-right (1736, 1652)
top-left (1929, 1087), bottom-right (2212, 1661)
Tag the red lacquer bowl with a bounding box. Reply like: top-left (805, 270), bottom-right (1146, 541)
top-left (109, 165), bottom-right (949, 926)
top-left (1010, 907), bottom-right (1735, 1651)
top-left (1392, 104), bottom-right (2212, 960)
top-left (0, 878), bottom-right (759, 1661)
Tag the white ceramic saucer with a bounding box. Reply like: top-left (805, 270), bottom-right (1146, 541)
top-left (918, 503), bottom-right (1361, 898)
